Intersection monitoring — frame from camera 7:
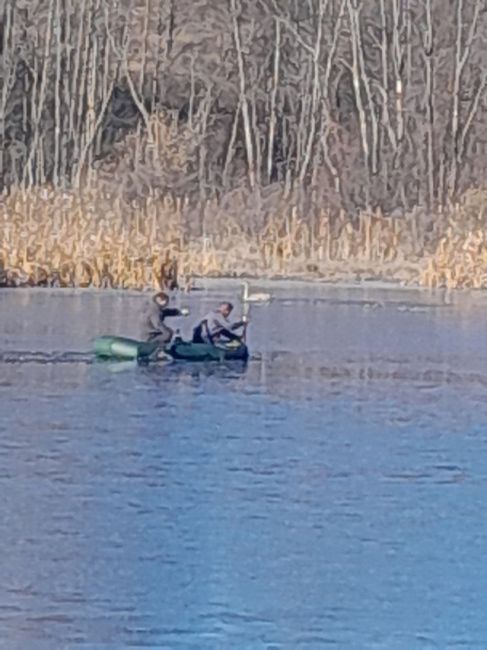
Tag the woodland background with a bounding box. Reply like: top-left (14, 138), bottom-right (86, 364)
top-left (1, 0), bottom-right (487, 289)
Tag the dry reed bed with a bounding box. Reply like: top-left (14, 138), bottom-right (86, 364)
top-left (1, 186), bottom-right (485, 290)
top-left (421, 229), bottom-right (487, 289)
top-left (421, 189), bottom-right (487, 289)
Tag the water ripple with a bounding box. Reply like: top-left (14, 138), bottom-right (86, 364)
top-left (1, 288), bottom-right (487, 648)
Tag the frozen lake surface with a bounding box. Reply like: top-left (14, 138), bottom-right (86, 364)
top-left (1, 282), bottom-right (487, 649)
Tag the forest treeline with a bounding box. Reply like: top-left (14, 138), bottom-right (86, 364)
top-left (1, 0), bottom-right (487, 290)
top-left (1, 0), bottom-right (486, 211)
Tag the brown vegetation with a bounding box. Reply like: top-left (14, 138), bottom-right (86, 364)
top-left (421, 189), bottom-right (487, 289)
top-left (1, 0), bottom-right (487, 290)
top-left (2, 183), bottom-right (487, 290)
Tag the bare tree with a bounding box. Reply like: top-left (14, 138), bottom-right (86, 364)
top-left (0, 0), bottom-right (487, 217)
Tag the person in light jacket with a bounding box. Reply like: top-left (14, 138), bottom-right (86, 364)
top-left (192, 302), bottom-right (247, 344)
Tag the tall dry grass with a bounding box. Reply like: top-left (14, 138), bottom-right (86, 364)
top-left (421, 188), bottom-right (487, 289)
top-left (1, 184), bottom-right (486, 290)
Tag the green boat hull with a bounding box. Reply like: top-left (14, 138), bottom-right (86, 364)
top-left (94, 335), bottom-right (159, 360)
top-left (166, 340), bottom-right (249, 362)
top-left (94, 336), bottom-right (249, 363)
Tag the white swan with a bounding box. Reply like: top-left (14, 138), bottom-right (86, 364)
top-left (241, 281), bottom-right (272, 303)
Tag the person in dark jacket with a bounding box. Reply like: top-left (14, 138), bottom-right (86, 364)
top-left (142, 292), bottom-right (189, 346)
top-left (192, 302), bottom-right (247, 344)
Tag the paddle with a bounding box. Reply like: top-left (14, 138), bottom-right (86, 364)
top-left (241, 321), bottom-right (248, 344)
top-left (241, 303), bottom-right (250, 344)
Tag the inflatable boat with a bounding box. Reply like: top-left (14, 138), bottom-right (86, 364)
top-left (93, 336), bottom-right (159, 360)
top-left (93, 335), bottom-right (249, 363)
top-left (166, 339), bottom-right (249, 362)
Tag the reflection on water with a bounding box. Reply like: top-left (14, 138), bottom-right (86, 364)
top-left (1, 285), bottom-right (487, 649)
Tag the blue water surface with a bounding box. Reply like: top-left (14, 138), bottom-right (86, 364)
top-left (1, 282), bottom-right (487, 649)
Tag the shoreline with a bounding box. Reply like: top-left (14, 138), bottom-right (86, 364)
top-left (6, 272), bottom-right (487, 313)
top-left (0, 273), bottom-right (452, 295)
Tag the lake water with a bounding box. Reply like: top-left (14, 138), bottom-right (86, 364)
top-left (1, 281), bottom-right (487, 649)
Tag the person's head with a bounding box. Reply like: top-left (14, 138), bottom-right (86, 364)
top-left (219, 301), bottom-right (233, 318)
top-left (154, 291), bottom-right (169, 308)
